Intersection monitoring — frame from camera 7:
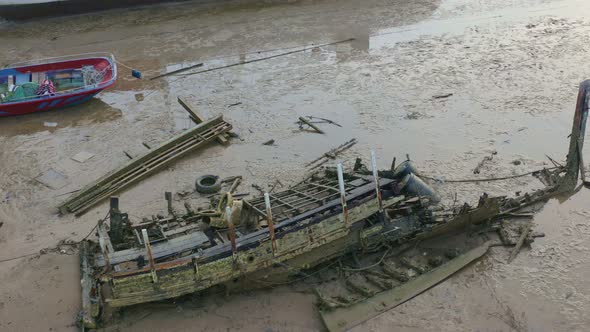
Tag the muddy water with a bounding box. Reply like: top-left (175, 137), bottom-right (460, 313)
top-left (1, 0), bottom-right (590, 331)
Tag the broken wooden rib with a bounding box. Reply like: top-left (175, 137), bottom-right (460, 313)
top-left (80, 241), bottom-right (99, 329)
top-left (59, 115), bottom-right (232, 215)
top-left (319, 242), bottom-right (491, 332)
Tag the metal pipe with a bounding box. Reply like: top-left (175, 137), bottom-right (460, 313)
top-left (337, 163), bottom-right (349, 226)
top-left (370, 150), bottom-right (383, 213)
top-left (264, 193), bottom-right (277, 253)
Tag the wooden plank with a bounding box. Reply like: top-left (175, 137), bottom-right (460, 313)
top-left (80, 241), bottom-right (99, 329)
top-left (163, 223), bottom-right (201, 237)
top-left (507, 223), bottom-right (532, 263)
top-left (177, 96), bottom-right (229, 144)
top-left (320, 243), bottom-right (491, 332)
top-left (59, 116), bottom-right (232, 215)
top-left (299, 116), bottom-right (325, 134)
top-left (96, 231), bottom-right (210, 267)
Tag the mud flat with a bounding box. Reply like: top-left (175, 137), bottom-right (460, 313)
top-left (1, 0), bottom-right (590, 331)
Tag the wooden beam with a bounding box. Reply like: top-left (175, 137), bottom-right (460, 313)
top-left (177, 96), bottom-right (229, 145)
top-left (298, 116), bottom-right (325, 134)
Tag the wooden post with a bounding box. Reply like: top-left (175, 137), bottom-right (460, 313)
top-left (141, 229), bottom-right (158, 282)
top-left (560, 80), bottom-right (590, 191)
top-left (264, 193), bottom-right (277, 254)
top-left (370, 150), bottom-right (384, 214)
top-left (337, 163), bottom-right (349, 227)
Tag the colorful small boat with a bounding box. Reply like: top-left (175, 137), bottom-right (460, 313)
top-left (0, 53), bottom-right (117, 117)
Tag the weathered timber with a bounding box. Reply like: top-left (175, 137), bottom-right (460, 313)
top-left (228, 178), bottom-right (241, 194)
top-left (96, 231), bottom-right (210, 267)
top-left (104, 194), bottom-right (404, 307)
top-left (306, 138), bottom-right (358, 169)
top-left (299, 116), bottom-right (325, 134)
top-left (80, 241), bottom-right (99, 329)
top-left (559, 80), bottom-right (589, 191)
top-left (416, 197), bottom-right (502, 240)
top-left (320, 242), bottom-right (491, 332)
top-left (59, 115), bottom-right (232, 215)
top-left (507, 223), bottom-right (532, 263)
top-left (150, 63), bottom-right (203, 80)
top-left (177, 96), bottom-right (229, 144)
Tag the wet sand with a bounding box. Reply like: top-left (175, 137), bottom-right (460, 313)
top-left (1, 0), bottom-right (590, 330)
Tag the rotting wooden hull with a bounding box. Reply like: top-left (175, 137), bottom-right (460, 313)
top-left (100, 196), bottom-right (401, 307)
top-left (79, 79), bottom-right (590, 329)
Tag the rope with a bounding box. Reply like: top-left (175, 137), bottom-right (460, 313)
top-left (423, 166), bottom-right (559, 183)
top-left (114, 60), bottom-right (135, 71)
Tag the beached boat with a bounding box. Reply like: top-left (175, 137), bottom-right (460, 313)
top-left (0, 0), bottom-right (190, 20)
top-left (0, 53), bottom-right (117, 117)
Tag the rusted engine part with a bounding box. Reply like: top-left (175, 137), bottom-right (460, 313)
top-left (59, 115), bottom-right (232, 216)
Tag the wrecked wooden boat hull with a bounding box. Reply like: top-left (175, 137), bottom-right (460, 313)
top-left (80, 172), bottom-right (411, 327)
top-left (79, 79), bottom-right (590, 330)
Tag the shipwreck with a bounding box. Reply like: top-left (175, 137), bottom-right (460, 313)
top-left (79, 80), bottom-right (589, 330)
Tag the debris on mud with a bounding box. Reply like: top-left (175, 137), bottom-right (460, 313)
top-left (58, 115), bottom-right (233, 215)
top-left (77, 80), bottom-right (589, 330)
top-left (262, 139), bottom-right (275, 146)
top-left (404, 111), bottom-right (433, 120)
top-left (306, 138), bottom-right (357, 170)
top-left (473, 151), bottom-right (497, 174)
top-left (297, 116), bottom-right (325, 134)
top-left (432, 93), bottom-right (453, 99)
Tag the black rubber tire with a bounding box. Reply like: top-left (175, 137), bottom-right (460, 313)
top-left (195, 175), bottom-right (221, 194)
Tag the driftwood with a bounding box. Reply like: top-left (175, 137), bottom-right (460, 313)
top-left (298, 117), bottom-right (325, 134)
top-left (177, 96), bottom-right (229, 145)
top-left (59, 116), bottom-right (232, 215)
top-left (473, 151), bottom-right (497, 174)
top-left (306, 138), bottom-right (358, 169)
top-left (507, 223), bottom-right (532, 263)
